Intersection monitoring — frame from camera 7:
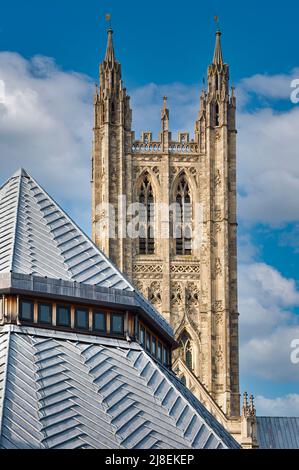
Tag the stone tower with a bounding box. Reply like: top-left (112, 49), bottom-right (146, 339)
top-left (92, 28), bottom-right (240, 419)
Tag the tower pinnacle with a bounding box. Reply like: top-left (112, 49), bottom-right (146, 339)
top-left (105, 28), bottom-right (115, 65)
top-left (213, 30), bottom-right (224, 65)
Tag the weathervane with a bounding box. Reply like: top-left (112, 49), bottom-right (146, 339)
top-left (214, 15), bottom-right (220, 31)
top-left (105, 13), bottom-right (112, 29)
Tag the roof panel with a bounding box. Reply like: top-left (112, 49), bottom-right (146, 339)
top-left (257, 417), bottom-right (299, 449)
top-left (0, 325), bottom-right (240, 450)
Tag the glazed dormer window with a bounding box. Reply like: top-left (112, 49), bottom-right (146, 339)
top-left (140, 326), bottom-right (145, 346)
top-left (93, 312), bottom-right (106, 333)
top-left (75, 308), bottom-right (89, 330)
top-left (38, 303), bottom-right (52, 325)
top-left (57, 305), bottom-right (71, 328)
top-left (111, 313), bottom-right (124, 335)
top-left (20, 300), bottom-right (34, 322)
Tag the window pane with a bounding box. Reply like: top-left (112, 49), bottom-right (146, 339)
top-left (140, 326), bottom-right (145, 346)
top-left (20, 300), bottom-right (33, 321)
top-left (75, 309), bottom-right (88, 330)
top-left (152, 337), bottom-right (157, 357)
top-left (186, 349), bottom-right (192, 370)
top-left (38, 303), bottom-right (52, 324)
top-left (93, 312), bottom-right (106, 332)
top-left (111, 314), bottom-right (124, 334)
top-left (158, 342), bottom-right (162, 362)
top-left (163, 347), bottom-right (167, 366)
top-left (146, 332), bottom-right (151, 352)
top-left (57, 306), bottom-right (70, 327)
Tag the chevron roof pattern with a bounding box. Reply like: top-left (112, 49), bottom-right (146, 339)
top-left (0, 325), bottom-right (239, 449)
top-left (0, 169), bottom-right (172, 336)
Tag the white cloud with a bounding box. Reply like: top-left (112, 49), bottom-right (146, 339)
top-left (239, 262), bottom-right (299, 382)
top-left (255, 394), bottom-right (299, 417)
top-left (238, 106), bottom-right (299, 225)
top-left (131, 82), bottom-right (199, 140)
top-left (0, 52), bottom-right (93, 233)
top-left (239, 68), bottom-right (299, 103)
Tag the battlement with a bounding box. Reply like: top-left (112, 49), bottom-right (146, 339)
top-left (132, 131), bottom-right (199, 154)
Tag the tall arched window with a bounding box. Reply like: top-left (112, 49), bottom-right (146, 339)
top-left (139, 175), bottom-right (155, 255)
top-left (179, 331), bottom-right (193, 371)
top-left (215, 102), bottom-right (220, 126)
top-left (175, 174), bottom-right (192, 255)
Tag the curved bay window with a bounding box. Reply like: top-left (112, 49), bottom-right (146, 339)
top-left (139, 175), bottom-right (155, 255)
top-left (179, 331), bottom-right (193, 371)
top-left (175, 174), bottom-right (192, 255)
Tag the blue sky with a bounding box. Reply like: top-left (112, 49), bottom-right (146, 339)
top-left (1, 1), bottom-right (299, 416)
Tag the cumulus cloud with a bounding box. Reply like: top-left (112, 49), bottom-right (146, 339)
top-left (239, 68), bottom-right (299, 104)
top-left (255, 394), bottom-right (299, 417)
top-left (239, 262), bottom-right (299, 382)
top-left (238, 106), bottom-right (299, 225)
top-left (0, 52), bottom-right (93, 232)
top-left (131, 82), bottom-right (198, 140)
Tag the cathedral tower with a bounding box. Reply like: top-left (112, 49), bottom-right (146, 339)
top-left (92, 28), bottom-right (240, 418)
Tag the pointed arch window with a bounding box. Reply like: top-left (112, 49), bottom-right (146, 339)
top-left (139, 175), bottom-right (155, 255)
top-left (179, 331), bottom-right (193, 371)
top-left (215, 102), bottom-right (220, 126)
top-left (175, 174), bottom-right (192, 255)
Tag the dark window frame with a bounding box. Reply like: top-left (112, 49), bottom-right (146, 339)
top-left (151, 336), bottom-right (157, 357)
top-left (56, 304), bottom-right (71, 328)
top-left (139, 325), bottom-right (145, 346)
top-left (75, 307), bottom-right (89, 331)
top-left (111, 313), bottom-right (124, 335)
top-left (20, 299), bottom-right (34, 322)
top-left (38, 302), bottom-right (53, 325)
top-left (93, 311), bottom-right (107, 333)
top-left (146, 331), bottom-right (151, 352)
top-left (157, 342), bottom-right (162, 362)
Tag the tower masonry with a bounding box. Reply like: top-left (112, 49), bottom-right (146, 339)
top-left (92, 27), bottom-right (240, 420)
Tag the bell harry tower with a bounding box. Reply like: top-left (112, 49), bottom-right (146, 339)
top-left (92, 26), bottom-right (241, 422)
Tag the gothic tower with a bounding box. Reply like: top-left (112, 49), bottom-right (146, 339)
top-left (92, 28), bottom-right (240, 419)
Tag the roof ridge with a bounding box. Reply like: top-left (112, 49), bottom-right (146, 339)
top-left (9, 172), bottom-right (23, 273)
top-left (25, 170), bottom-right (133, 291)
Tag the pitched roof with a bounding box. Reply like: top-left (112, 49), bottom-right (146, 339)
top-left (0, 325), bottom-right (240, 449)
top-left (0, 169), bottom-right (172, 337)
top-left (257, 417), bottom-right (299, 449)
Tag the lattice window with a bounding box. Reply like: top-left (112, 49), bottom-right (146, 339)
top-left (138, 175), bottom-right (155, 255)
top-left (175, 174), bottom-right (192, 255)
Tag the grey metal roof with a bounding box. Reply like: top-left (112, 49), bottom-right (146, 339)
top-left (0, 325), bottom-right (240, 449)
top-left (0, 169), bottom-right (172, 337)
top-left (257, 416), bottom-right (299, 449)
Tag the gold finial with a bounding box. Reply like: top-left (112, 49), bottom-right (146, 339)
top-left (105, 13), bottom-right (112, 29)
top-left (214, 15), bottom-right (220, 32)
top-left (163, 96), bottom-right (167, 108)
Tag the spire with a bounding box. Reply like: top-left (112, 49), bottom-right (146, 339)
top-left (105, 28), bottom-right (115, 65)
top-left (213, 30), bottom-right (223, 65)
